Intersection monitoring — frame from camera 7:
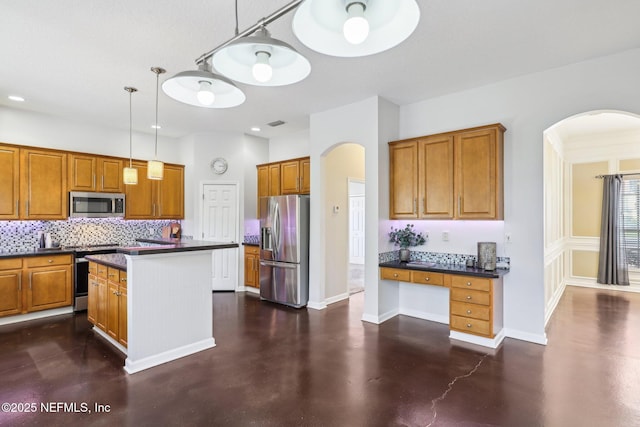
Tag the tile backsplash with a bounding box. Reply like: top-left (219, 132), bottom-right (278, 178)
top-left (379, 250), bottom-right (510, 269)
top-left (0, 218), bottom-right (175, 252)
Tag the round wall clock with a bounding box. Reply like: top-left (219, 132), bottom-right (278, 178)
top-left (211, 157), bottom-right (228, 175)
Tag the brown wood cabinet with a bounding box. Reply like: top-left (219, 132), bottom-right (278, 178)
top-left (0, 254), bottom-right (73, 318)
top-left (389, 123), bottom-right (504, 220)
top-left (244, 245), bottom-right (260, 288)
top-left (257, 157), bottom-right (310, 217)
top-left (68, 154), bottom-right (123, 193)
top-left (379, 267), bottom-right (503, 339)
top-left (88, 262), bottom-right (127, 347)
top-left (20, 148), bottom-right (68, 220)
top-left (0, 258), bottom-right (23, 317)
top-left (125, 161), bottom-right (184, 219)
top-left (87, 262), bottom-right (98, 325)
top-left (0, 145), bottom-right (20, 220)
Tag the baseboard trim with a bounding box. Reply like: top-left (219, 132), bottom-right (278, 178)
top-left (0, 306), bottom-right (74, 326)
top-left (449, 329), bottom-right (506, 349)
top-left (92, 326), bottom-right (127, 355)
top-left (361, 308), bottom-right (399, 324)
top-left (503, 328), bottom-right (548, 345)
top-left (399, 308), bottom-right (448, 325)
top-left (124, 338), bottom-right (216, 374)
top-left (325, 292), bottom-right (349, 306)
top-left (307, 300), bottom-right (327, 310)
top-left (545, 281), bottom-right (566, 326)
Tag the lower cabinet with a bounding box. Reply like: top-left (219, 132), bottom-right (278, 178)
top-left (244, 245), bottom-right (260, 288)
top-left (379, 267), bottom-right (503, 340)
top-left (0, 254), bottom-right (72, 318)
top-left (88, 262), bottom-right (127, 348)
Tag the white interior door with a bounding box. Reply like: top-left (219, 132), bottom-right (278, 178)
top-left (349, 194), bottom-right (365, 264)
top-left (202, 183), bottom-right (238, 291)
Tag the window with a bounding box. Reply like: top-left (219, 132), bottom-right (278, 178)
top-left (620, 178), bottom-right (640, 269)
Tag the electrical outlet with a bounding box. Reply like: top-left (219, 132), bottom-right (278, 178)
top-left (442, 231), bottom-right (449, 241)
top-left (148, 228), bottom-right (155, 235)
top-left (505, 233), bottom-right (512, 243)
top-left (425, 231), bottom-right (430, 240)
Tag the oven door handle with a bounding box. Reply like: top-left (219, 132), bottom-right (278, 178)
top-left (75, 258), bottom-right (89, 264)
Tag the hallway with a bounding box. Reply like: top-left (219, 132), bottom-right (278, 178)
top-left (0, 286), bottom-right (639, 426)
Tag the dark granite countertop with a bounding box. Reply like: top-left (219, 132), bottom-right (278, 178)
top-left (118, 238), bottom-right (239, 255)
top-left (0, 248), bottom-right (76, 259)
top-left (379, 260), bottom-right (509, 279)
top-left (86, 253), bottom-right (127, 270)
top-left (242, 242), bottom-right (259, 246)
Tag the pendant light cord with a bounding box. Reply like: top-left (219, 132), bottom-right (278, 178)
top-left (235, 0), bottom-right (239, 35)
top-left (129, 90), bottom-right (133, 167)
top-left (154, 70), bottom-right (159, 158)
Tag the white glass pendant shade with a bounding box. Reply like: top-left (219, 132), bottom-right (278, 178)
top-left (162, 63), bottom-right (245, 108)
top-left (292, 0), bottom-right (420, 57)
top-left (123, 166), bottom-right (138, 185)
top-left (147, 160), bottom-right (164, 180)
top-left (211, 28), bottom-right (310, 86)
top-left (196, 81), bottom-right (215, 105)
top-left (343, 2), bottom-right (369, 44)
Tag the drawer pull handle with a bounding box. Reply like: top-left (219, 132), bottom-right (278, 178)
top-left (466, 309), bottom-right (472, 314)
top-left (121, 278), bottom-right (127, 282)
top-left (424, 277), bottom-right (430, 281)
top-left (48, 259), bottom-right (53, 263)
top-left (466, 295), bottom-right (472, 300)
top-left (466, 323), bottom-right (472, 328)
top-left (466, 282), bottom-right (472, 286)
top-left (393, 273), bottom-right (398, 277)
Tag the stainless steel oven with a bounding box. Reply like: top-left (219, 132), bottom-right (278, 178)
top-left (71, 244), bottom-right (120, 311)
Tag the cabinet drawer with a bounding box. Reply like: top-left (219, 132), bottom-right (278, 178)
top-left (450, 275), bottom-right (491, 292)
top-left (25, 254), bottom-right (72, 268)
top-left (119, 270), bottom-right (127, 288)
top-left (450, 301), bottom-right (490, 321)
top-left (0, 258), bottom-right (22, 271)
top-left (88, 262), bottom-right (98, 275)
top-left (450, 315), bottom-right (492, 337)
top-left (380, 267), bottom-right (411, 282)
top-left (107, 267), bottom-right (120, 282)
top-left (450, 288), bottom-right (491, 306)
top-left (96, 264), bottom-right (108, 278)
top-left (411, 271), bottom-right (444, 286)
top-left (244, 245), bottom-right (259, 255)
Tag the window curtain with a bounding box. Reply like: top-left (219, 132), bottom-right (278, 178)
top-left (597, 174), bottom-right (629, 285)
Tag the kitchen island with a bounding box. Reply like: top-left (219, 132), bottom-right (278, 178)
top-left (87, 239), bottom-right (238, 374)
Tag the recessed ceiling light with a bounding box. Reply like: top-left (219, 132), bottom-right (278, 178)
top-left (8, 95), bottom-right (25, 102)
top-left (251, 126), bottom-right (261, 132)
top-left (151, 124), bottom-right (162, 129)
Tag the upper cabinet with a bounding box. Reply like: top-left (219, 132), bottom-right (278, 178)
top-left (389, 123), bottom-right (505, 220)
top-left (20, 148), bottom-right (68, 220)
top-left (125, 161), bottom-right (184, 219)
top-left (68, 154), bottom-right (123, 193)
top-left (0, 145), bottom-right (20, 220)
top-left (257, 157), bottom-right (309, 217)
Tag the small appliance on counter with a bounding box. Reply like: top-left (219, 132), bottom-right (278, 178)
top-left (477, 242), bottom-right (497, 270)
top-left (162, 222), bottom-right (182, 238)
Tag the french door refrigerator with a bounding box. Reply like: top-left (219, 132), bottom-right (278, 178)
top-left (259, 195), bottom-right (310, 308)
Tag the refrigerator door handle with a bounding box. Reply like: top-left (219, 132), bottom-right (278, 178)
top-left (260, 260), bottom-right (297, 269)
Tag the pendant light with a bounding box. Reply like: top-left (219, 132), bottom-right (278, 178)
top-left (162, 61), bottom-right (246, 108)
top-left (292, 0), bottom-right (420, 57)
top-left (148, 67), bottom-right (165, 181)
top-left (123, 86), bottom-right (138, 185)
top-left (211, 26), bottom-right (310, 87)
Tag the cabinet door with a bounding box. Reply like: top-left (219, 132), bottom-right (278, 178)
top-left (106, 281), bottom-right (120, 341)
top-left (26, 265), bottom-right (72, 312)
top-left (156, 164), bottom-right (184, 219)
top-left (419, 136), bottom-right (454, 218)
top-left (96, 277), bottom-right (107, 331)
top-left (280, 160), bottom-right (300, 194)
top-left (68, 154), bottom-right (97, 191)
top-left (20, 149), bottom-right (68, 220)
top-left (455, 127), bottom-right (503, 219)
top-left (0, 145), bottom-right (20, 219)
top-left (268, 164), bottom-right (281, 196)
top-left (0, 270), bottom-right (22, 317)
top-left (389, 141), bottom-right (419, 219)
top-left (118, 285), bottom-right (127, 347)
top-left (98, 157), bottom-right (123, 193)
top-left (87, 273), bottom-right (98, 325)
top-left (300, 158), bottom-right (310, 194)
top-left (125, 161), bottom-right (154, 219)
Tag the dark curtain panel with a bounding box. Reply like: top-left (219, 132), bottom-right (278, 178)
top-left (597, 174), bottom-right (629, 285)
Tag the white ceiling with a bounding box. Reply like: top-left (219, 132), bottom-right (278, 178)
top-left (1, 0), bottom-right (640, 140)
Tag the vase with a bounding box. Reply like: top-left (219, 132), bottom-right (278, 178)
top-left (399, 248), bottom-right (411, 262)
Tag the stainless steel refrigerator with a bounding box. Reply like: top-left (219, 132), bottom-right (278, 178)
top-left (259, 195), bottom-right (310, 308)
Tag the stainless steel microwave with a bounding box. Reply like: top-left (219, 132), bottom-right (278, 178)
top-left (69, 192), bottom-right (125, 218)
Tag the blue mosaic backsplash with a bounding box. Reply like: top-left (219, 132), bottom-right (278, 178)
top-left (0, 218), bottom-right (176, 253)
top-left (379, 250), bottom-right (510, 269)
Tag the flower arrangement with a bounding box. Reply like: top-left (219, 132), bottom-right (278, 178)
top-left (388, 224), bottom-right (426, 248)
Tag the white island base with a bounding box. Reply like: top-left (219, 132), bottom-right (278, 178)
top-left (122, 249), bottom-right (216, 374)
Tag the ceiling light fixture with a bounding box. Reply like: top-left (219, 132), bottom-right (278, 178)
top-left (211, 26), bottom-right (310, 86)
top-left (123, 86), bottom-right (138, 185)
top-left (8, 95), bottom-right (25, 102)
top-left (292, 0), bottom-right (420, 57)
top-left (148, 67), bottom-right (165, 181)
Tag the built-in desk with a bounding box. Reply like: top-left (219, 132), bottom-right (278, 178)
top-left (379, 261), bottom-right (508, 348)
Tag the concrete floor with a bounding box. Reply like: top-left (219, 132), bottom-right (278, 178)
top-left (1, 286), bottom-right (639, 426)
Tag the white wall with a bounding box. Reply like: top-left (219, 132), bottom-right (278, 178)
top-left (268, 129), bottom-right (310, 162)
top-left (398, 48), bottom-right (640, 344)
